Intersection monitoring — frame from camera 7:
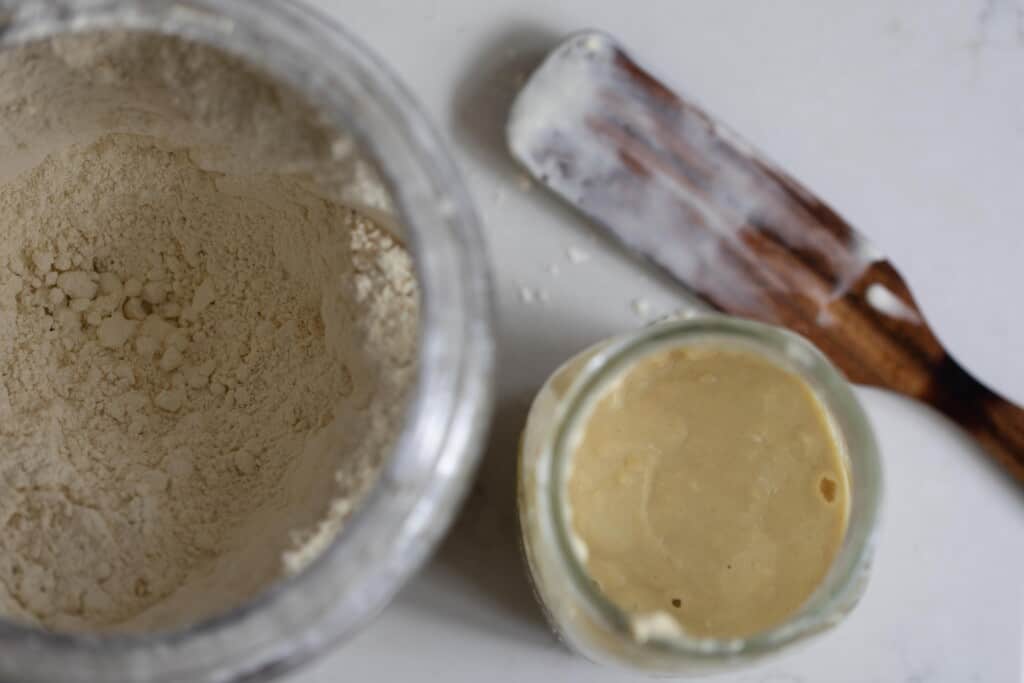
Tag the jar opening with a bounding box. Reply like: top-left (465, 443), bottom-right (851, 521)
top-left (546, 315), bottom-right (883, 661)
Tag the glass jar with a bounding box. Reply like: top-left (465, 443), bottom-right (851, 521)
top-left (0, 1), bottom-right (494, 681)
top-left (518, 315), bottom-right (882, 675)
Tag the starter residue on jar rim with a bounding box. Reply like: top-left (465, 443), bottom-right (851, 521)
top-left (562, 342), bottom-right (850, 641)
top-left (0, 32), bottom-right (418, 633)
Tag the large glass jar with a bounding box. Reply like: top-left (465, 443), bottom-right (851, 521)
top-left (518, 315), bottom-right (882, 675)
top-left (0, 2), bottom-right (494, 681)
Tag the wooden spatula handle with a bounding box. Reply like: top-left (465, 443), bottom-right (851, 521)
top-left (778, 257), bottom-right (1024, 484)
top-left (930, 359), bottom-right (1024, 482)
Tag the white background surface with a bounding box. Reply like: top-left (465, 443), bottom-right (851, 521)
top-left (287, 1), bottom-right (1024, 681)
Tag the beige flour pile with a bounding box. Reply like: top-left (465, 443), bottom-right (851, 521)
top-left (0, 34), bottom-right (418, 634)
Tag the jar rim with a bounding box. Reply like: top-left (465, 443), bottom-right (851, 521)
top-left (544, 314), bottom-right (883, 663)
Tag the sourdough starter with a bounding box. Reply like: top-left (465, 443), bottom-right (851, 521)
top-left (566, 344), bottom-right (849, 639)
top-left (0, 33), bottom-right (417, 633)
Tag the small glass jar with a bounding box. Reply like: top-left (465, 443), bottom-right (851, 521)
top-left (518, 315), bottom-right (882, 676)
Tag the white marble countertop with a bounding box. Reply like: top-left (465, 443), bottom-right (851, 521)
top-left (288, 1), bottom-right (1024, 681)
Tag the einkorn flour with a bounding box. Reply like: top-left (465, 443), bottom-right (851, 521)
top-left (0, 32), bottom-right (418, 633)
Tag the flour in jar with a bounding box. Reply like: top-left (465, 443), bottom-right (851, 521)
top-left (0, 129), bottom-right (418, 633)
